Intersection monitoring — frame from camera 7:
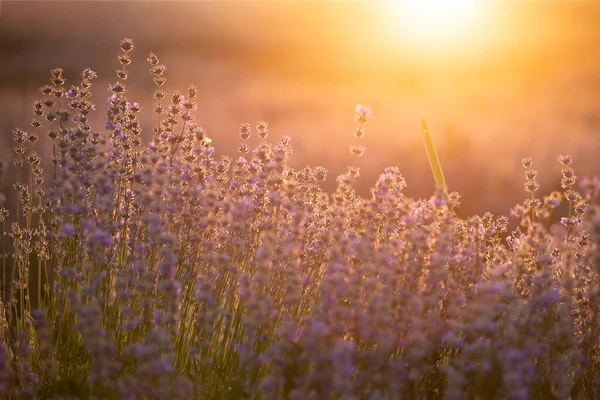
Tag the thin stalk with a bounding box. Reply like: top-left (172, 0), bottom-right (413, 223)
top-left (421, 119), bottom-right (448, 199)
top-left (169, 122), bottom-right (187, 163)
top-left (1, 220), bottom-right (6, 302)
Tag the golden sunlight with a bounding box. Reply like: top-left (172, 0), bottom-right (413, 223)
top-left (388, 0), bottom-right (483, 46)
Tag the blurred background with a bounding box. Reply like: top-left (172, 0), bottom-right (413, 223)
top-left (1, 1), bottom-right (600, 216)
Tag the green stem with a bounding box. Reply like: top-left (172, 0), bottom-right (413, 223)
top-left (421, 119), bottom-right (448, 199)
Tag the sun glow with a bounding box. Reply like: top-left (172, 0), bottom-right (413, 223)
top-left (388, 0), bottom-right (483, 46)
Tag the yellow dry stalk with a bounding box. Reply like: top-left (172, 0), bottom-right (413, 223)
top-left (420, 119), bottom-right (448, 197)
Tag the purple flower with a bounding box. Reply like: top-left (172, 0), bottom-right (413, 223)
top-left (61, 223), bottom-right (75, 236)
top-left (354, 104), bottom-right (372, 124)
top-left (65, 86), bottom-right (79, 98)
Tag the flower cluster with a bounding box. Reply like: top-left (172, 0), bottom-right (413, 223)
top-left (0, 39), bottom-right (599, 400)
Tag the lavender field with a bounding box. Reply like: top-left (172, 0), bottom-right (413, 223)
top-left (1, 1), bottom-right (600, 399)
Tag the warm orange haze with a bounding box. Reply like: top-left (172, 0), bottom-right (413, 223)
top-left (1, 1), bottom-right (600, 215)
top-left (2, 2), bottom-right (600, 398)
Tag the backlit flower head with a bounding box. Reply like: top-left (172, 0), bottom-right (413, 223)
top-left (354, 104), bottom-right (372, 124)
